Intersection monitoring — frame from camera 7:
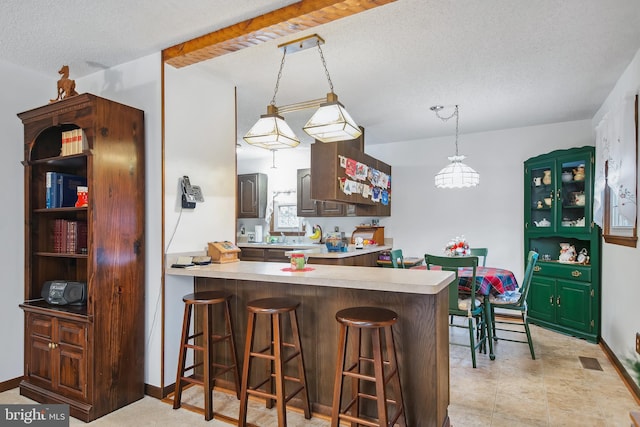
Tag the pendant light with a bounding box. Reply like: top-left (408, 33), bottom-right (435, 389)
top-left (302, 40), bottom-right (361, 142)
top-left (244, 34), bottom-right (361, 147)
top-left (243, 46), bottom-right (300, 150)
top-left (432, 105), bottom-right (479, 189)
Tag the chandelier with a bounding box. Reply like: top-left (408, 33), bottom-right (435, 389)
top-left (243, 34), bottom-right (361, 149)
top-left (431, 105), bottom-right (479, 189)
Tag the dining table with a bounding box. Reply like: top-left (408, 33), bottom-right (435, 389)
top-left (412, 264), bottom-right (519, 360)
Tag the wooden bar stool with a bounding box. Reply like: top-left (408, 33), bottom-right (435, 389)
top-left (238, 297), bottom-right (311, 427)
top-left (173, 291), bottom-right (241, 421)
top-left (331, 306), bottom-right (407, 427)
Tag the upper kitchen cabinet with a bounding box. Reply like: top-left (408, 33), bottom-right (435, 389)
top-left (297, 168), bottom-right (318, 216)
top-left (310, 136), bottom-right (391, 217)
top-left (297, 168), bottom-right (354, 217)
top-left (237, 173), bottom-right (267, 218)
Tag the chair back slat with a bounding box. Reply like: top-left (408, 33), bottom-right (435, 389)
top-left (390, 249), bottom-right (405, 268)
top-left (469, 248), bottom-right (488, 267)
top-left (424, 254), bottom-right (480, 313)
top-left (517, 251), bottom-right (539, 305)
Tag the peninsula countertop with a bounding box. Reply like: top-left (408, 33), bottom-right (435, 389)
top-left (166, 260), bottom-right (453, 295)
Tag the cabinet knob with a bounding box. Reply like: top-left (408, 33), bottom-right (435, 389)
top-left (556, 296), bottom-right (561, 306)
top-left (534, 266), bottom-right (541, 272)
top-left (549, 295), bottom-right (554, 305)
top-left (571, 270), bottom-right (582, 277)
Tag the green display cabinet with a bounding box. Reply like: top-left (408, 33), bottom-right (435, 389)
top-left (524, 146), bottom-right (601, 343)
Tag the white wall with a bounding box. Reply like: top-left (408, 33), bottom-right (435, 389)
top-left (592, 47), bottom-right (640, 372)
top-left (77, 53), bottom-right (164, 387)
top-left (367, 120), bottom-right (593, 282)
top-left (163, 63), bottom-right (237, 386)
top-left (0, 60), bottom-right (53, 383)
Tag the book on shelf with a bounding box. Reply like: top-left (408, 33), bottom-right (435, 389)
top-left (45, 172), bottom-right (87, 208)
top-left (60, 129), bottom-right (86, 156)
top-left (45, 172), bottom-right (55, 208)
top-left (51, 219), bottom-right (87, 254)
top-left (58, 173), bottom-right (87, 208)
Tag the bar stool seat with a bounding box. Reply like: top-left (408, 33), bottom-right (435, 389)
top-left (238, 297), bottom-right (311, 427)
top-left (173, 291), bottom-right (241, 421)
top-left (331, 306), bottom-right (407, 427)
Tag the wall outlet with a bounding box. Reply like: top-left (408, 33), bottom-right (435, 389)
top-left (636, 333), bottom-right (640, 355)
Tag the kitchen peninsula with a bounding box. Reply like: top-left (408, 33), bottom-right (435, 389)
top-left (167, 260), bottom-right (454, 426)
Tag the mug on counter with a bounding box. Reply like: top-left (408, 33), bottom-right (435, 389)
top-left (290, 252), bottom-right (307, 270)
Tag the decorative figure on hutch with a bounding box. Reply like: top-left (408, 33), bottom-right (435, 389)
top-left (50, 65), bottom-right (79, 103)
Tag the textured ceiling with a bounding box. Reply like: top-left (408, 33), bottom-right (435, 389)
top-left (2, 0), bottom-right (640, 159)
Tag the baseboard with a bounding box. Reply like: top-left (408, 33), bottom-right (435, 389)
top-left (0, 376), bottom-right (22, 393)
top-left (600, 337), bottom-right (640, 404)
top-left (145, 382), bottom-right (175, 400)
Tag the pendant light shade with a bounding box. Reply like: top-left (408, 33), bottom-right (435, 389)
top-left (243, 105), bottom-right (300, 150)
top-left (435, 155), bottom-right (480, 188)
top-left (431, 105), bottom-right (479, 189)
top-left (303, 93), bottom-right (362, 142)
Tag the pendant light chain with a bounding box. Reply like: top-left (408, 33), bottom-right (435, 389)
top-left (316, 41), bottom-right (334, 93)
top-left (270, 46), bottom-right (288, 106)
top-left (434, 105), bottom-right (460, 156)
top-left (454, 105), bottom-right (459, 156)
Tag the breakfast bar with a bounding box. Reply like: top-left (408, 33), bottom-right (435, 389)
top-left (167, 260), bottom-right (454, 427)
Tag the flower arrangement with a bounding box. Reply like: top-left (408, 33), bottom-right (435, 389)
top-left (445, 236), bottom-right (470, 256)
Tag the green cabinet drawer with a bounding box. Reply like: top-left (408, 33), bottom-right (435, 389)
top-left (533, 262), bottom-right (591, 282)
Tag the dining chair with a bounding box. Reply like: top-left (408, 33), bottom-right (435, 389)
top-left (425, 254), bottom-right (487, 368)
top-left (390, 248), bottom-right (405, 268)
top-left (469, 248), bottom-right (488, 267)
top-left (488, 250), bottom-right (539, 359)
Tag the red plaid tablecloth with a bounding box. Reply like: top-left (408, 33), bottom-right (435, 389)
top-left (412, 265), bottom-right (518, 296)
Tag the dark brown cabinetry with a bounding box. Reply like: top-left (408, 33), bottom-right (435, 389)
top-left (238, 245), bottom-right (382, 266)
top-left (297, 168), bottom-right (318, 216)
top-left (238, 173), bottom-right (267, 218)
top-left (18, 94), bottom-right (145, 421)
top-left (310, 141), bottom-right (391, 217)
top-left (297, 168), bottom-right (353, 217)
top-left (25, 312), bottom-right (88, 402)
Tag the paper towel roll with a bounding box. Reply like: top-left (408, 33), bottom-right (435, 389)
top-left (254, 225), bottom-right (263, 243)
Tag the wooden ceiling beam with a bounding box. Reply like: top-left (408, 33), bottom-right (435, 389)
top-left (162, 0), bottom-right (396, 68)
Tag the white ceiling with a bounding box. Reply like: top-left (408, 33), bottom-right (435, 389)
top-left (2, 0), bottom-right (640, 159)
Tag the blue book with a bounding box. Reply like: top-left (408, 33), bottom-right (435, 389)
top-left (45, 172), bottom-right (54, 208)
top-left (55, 173), bottom-right (87, 208)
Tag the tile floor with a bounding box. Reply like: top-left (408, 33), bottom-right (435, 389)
top-left (1, 323), bottom-right (638, 426)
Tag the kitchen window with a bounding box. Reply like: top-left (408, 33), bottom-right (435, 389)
top-left (272, 201), bottom-right (300, 232)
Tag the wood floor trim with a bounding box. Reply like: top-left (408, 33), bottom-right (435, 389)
top-left (0, 377), bottom-right (22, 393)
top-left (600, 337), bottom-right (640, 404)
